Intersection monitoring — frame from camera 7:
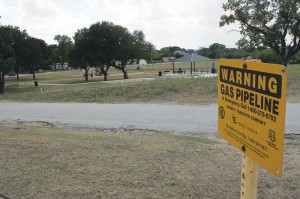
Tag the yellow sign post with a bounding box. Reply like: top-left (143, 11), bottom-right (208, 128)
top-left (218, 59), bottom-right (287, 198)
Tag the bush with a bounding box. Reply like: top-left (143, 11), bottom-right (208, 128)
top-left (259, 51), bottom-right (280, 64)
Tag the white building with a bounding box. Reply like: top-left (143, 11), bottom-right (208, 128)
top-left (55, 62), bottom-right (69, 70)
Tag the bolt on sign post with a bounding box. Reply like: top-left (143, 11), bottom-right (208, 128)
top-left (218, 59), bottom-right (287, 198)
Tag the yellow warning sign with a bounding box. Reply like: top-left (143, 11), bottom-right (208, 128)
top-left (218, 59), bottom-right (287, 176)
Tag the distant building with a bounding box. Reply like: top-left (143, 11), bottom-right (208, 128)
top-left (55, 62), bottom-right (69, 70)
top-left (174, 53), bottom-right (212, 62)
top-left (63, 62), bottom-right (69, 69)
top-left (162, 57), bottom-right (176, 62)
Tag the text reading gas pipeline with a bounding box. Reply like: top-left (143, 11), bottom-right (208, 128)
top-left (220, 65), bottom-right (282, 116)
top-left (220, 84), bottom-right (279, 116)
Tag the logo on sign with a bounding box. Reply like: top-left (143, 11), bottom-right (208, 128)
top-left (269, 130), bottom-right (276, 143)
top-left (219, 106), bottom-right (225, 119)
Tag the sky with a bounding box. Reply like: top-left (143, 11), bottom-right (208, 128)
top-left (0, 0), bottom-right (241, 50)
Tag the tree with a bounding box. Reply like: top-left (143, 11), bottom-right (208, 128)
top-left (9, 26), bottom-right (29, 80)
top-left (132, 30), bottom-right (148, 59)
top-left (48, 44), bottom-right (58, 70)
top-left (54, 35), bottom-right (74, 69)
top-left (209, 43), bottom-right (226, 52)
top-left (72, 22), bottom-right (114, 81)
top-left (259, 50), bottom-right (281, 64)
top-left (159, 46), bottom-right (183, 57)
top-left (71, 27), bottom-right (92, 81)
top-left (114, 28), bottom-right (155, 78)
top-left (174, 52), bottom-right (184, 59)
top-left (197, 43), bottom-right (227, 59)
top-left (113, 26), bottom-right (135, 79)
top-left (87, 21), bottom-right (115, 81)
top-left (6, 25), bottom-right (52, 79)
top-left (143, 42), bottom-right (156, 63)
top-left (20, 37), bottom-right (51, 79)
top-left (220, 0), bottom-right (300, 66)
top-left (0, 25), bottom-right (16, 93)
top-left (295, 52), bottom-right (300, 64)
top-left (71, 22), bottom-right (152, 81)
top-left (0, 24), bottom-right (53, 86)
top-left (208, 43), bottom-right (226, 59)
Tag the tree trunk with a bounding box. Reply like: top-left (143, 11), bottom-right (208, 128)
top-left (32, 71), bottom-right (36, 80)
top-left (282, 59), bottom-right (288, 68)
top-left (103, 74), bottom-right (108, 81)
top-left (104, 66), bottom-right (110, 81)
top-left (17, 72), bottom-right (19, 80)
top-left (280, 56), bottom-right (288, 67)
top-left (0, 74), bottom-right (5, 94)
top-left (122, 68), bottom-right (128, 79)
top-left (85, 69), bottom-right (89, 81)
top-left (98, 65), bottom-right (109, 81)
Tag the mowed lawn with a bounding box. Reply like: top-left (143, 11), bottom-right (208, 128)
top-left (0, 122), bottom-right (299, 199)
top-left (2, 63), bottom-right (300, 104)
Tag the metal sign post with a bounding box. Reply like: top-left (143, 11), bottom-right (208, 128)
top-left (241, 154), bottom-right (259, 199)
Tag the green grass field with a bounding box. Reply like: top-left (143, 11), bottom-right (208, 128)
top-left (286, 64), bottom-right (300, 102)
top-left (5, 61), bottom-right (215, 85)
top-left (1, 63), bottom-right (300, 104)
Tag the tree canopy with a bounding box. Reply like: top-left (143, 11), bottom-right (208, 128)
top-left (0, 25), bottom-right (16, 93)
top-left (0, 24), bottom-right (54, 93)
top-left (71, 21), bottom-right (152, 81)
top-left (220, 0), bottom-right (300, 66)
top-left (54, 34), bottom-right (74, 67)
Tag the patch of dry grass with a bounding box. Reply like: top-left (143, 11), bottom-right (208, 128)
top-left (287, 64), bottom-right (300, 102)
top-left (0, 122), bottom-right (299, 199)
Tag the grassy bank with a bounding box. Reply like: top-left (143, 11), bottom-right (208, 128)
top-left (1, 77), bottom-right (218, 104)
top-left (1, 64), bottom-right (300, 104)
top-left (286, 64), bottom-right (300, 102)
top-left (0, 122), bottom-right (299, 199)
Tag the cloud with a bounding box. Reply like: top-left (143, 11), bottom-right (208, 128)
top-left (1, 0), bottom-right (92, 44)
top-left (0, 1), bottom-right (18, 25)
top-left (96, 0), bottom-right (239, 48)
top-left (0, 0), bottom-right (241, 49)
top-left (84, 0), bottom-right (112, 9)
top-left (21, 0), bottom-right (61, 17)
